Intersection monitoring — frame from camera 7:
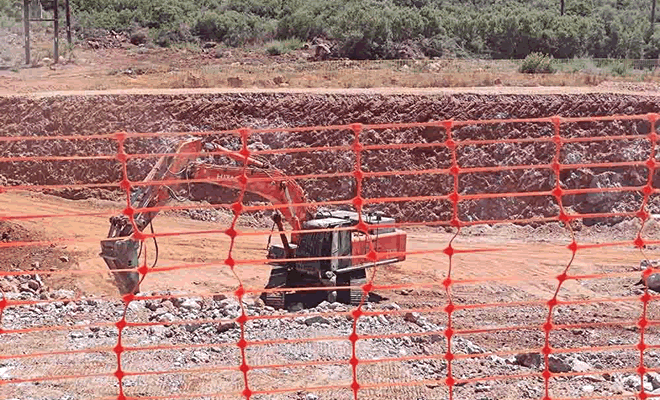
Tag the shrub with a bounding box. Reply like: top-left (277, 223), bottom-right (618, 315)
top-left (265, 38), bottom-right (303, 55)
top-left (266, 41), bottom-right (284, 55)
top-left (193, 10), bottom-right (264, 46)
top-left (418, 34), bottom-right (447, 58)
top-left (280, 38), bottom-right (304, 50)
top-left (154, 24), bottom-right (195, 47)
top-left (40, 0), bottom-right (660, 59)
top-left (332, 2), bottom-right (395, 59)
top-left (276, 0), bottom-right (341, 40)
top-left (0, 0), bottom-right (21, 21)
top-left (609, 61), bottom-right (629, 76)
top-left (223, 0), bottom-right (281, 18)
top-left (519, 52), bottom-right (555, 74)
top-left (130, 28), bottom-right (149, 45)
top-left (563, 58), bottom-right (601, 74)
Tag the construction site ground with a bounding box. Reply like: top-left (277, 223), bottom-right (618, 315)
top-left (1, 188), bottom-right (649, 302)
top-left (1, 188), bottom-right (660, 400)
top-left (3, 85), bottom-right (660, 399)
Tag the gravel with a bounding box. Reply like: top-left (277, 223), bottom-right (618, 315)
top-left (2, 286), bottom-right (659, 400)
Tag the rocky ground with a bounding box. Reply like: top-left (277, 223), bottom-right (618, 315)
top-left (1, 211), bottom-right (659, 400)
top-left (2, 281), bottom-right (660, 400)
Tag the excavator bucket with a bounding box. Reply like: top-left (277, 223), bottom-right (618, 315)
top-left (100, 238), bottom-right (141, 295)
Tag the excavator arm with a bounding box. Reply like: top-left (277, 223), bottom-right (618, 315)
top-left (101, 137), bottom-right (206, 295)
top-left (106, 138), bottom-right (204, 239)
top-left (101, 137), bottom-right (314, 295)
top-left (190, 163), bottom-right (312, 233)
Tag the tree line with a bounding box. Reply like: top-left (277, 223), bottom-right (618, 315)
top-left (5, 0), bottom-right (660, 59)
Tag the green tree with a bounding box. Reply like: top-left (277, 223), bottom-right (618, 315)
top-left (332, 2), bottom-right (395, 59)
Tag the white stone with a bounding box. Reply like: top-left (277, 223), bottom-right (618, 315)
top-left (581, 385), bottom-right (595, 394)
top-left (0, 366), bottom-right (12, 380)
top-left (179, 299), bottom-right (201, 311)
top-left (571, 359), bottom-right (592, 373)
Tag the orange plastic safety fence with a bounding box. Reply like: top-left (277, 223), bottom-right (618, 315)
top-left (1, 114), bottom-right (660, 400)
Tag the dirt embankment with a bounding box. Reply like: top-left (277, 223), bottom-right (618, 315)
top-left (1, 92), bottom-right (659, 225)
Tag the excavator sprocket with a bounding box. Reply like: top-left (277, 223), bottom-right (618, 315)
top-left (261, 266), bottom-right (288, 309)
top-left (337, 269), bottom-right (367, 306)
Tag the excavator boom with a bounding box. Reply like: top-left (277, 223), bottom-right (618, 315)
top-left (191, 163), bottom-right (311, 233)
top-left (100, 138), bottom-right (314, 294)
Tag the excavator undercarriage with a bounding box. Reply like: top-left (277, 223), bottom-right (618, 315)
top-left (262, 266), bottom-right (367, 308)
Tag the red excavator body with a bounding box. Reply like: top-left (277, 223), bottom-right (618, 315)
top-left (100, 137), bottom-right (407, 307)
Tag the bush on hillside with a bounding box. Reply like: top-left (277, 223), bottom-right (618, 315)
top-left (276, 0), bottom-right (341, 40)
top-left (154, 23), bottom-right (195, 47)
top-left (332, 2), bottom-right (395, 59)
top-left (519, 52), bottom-right (555, 73)
top-left (608, 60), bottom-right (629, 76)
top-left (193, 10), bottom-right (271, 46)
top-left (47, 0), bottom-right (660, 59)
top-left (265, 38), bottom-right (303, 55)
top-left (0, 0), bottom-right (21, 21)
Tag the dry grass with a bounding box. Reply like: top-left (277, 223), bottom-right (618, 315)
top-left (5, 44), bottom-right (660, 93)
top-left (128, 58), bottom-right (660, 90)
top-left (149, 66), bottom-right (651, 90)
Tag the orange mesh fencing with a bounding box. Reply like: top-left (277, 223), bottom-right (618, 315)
top-left (1, 114), bottom-right (660, 400)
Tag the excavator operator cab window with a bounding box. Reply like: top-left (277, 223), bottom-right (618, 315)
top-left (297, 231), bottom-right (330, 258)
top-left (297, 227), bottom-right (352, 272)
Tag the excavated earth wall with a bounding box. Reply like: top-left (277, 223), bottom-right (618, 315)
top-left (1, 92), bottom-right (659, 225)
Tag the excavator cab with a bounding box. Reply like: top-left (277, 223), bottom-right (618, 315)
top-left (296, 219), bottom-right (352, 273)
top-left (267, 218), bottom-right (352, 273)
top-left (263, 217), bottom-right (363, 307)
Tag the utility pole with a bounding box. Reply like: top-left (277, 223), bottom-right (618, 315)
top-left (23, 0), bottom-right (30, 64)
top-left (23, 0), bottom-right (64, 65)
top-left (53, 0), bottom-right (58, 63)
top-left (65, 0), bottom-right (71, 45)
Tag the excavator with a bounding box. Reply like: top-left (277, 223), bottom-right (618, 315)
top-left (100, 137), bottom-right (407, 307)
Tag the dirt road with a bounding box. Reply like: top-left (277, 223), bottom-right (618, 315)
top-left (4, 86), bottom-right (660, 97)
top-left (0, 190), bottom-right (649, 302)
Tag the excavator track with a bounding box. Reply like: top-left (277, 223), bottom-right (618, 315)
top-left (261, 266), bottom-right (288, 309)
top-left (263, 291), bottom-right (286, 309)
top-left (337, 269), bottom-right (367, 306)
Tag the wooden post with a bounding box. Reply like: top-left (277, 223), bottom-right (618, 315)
top-left (560, 0), bottom-right (565, 16)
top-left (65, 0), bottom-right (71, 45)
top-left (23, 0), bottom-right (30, 64)
top-left (652, 0), bottom-right (657, 27)
top-left (53, 0), bottom-right (59, 63)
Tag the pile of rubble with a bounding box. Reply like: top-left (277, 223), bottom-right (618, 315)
top-left (2, 288), bottom-right (660, 399)
top-left (0, 273), bottom-right (50, 298)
